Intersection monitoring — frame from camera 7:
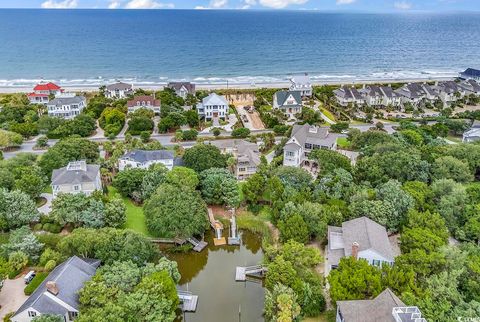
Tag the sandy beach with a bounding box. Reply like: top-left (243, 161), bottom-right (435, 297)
top-left (0, 76), bottom-right (457, 94)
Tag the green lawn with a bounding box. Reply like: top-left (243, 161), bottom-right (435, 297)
top-left (42, 185), bottom-right (53, 194)
top-left (320, 108), bottom-right (336, 122)
top-left (337, 137), bottom-right (351, 149)
top-left (107, 187), bottom-right (152, 237)
top-left (446, 135), bottom-right (463, 143)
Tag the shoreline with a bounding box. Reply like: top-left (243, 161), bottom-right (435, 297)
top-left (0, 76), bottom-right (457, 94)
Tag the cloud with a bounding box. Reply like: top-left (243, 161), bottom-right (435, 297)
top-left (336, 0), bottom-right (355, 4)
top-left (258, 0), bottom-right (308, 9)
top-left (210, 0), bottom-right (228, 8)
top-left (394, 1), bottom-right (412, 10)
top-left (41, 0), bottom-right (78, 8)
top-left (240, 0), bottom-right (256, 8)
top-left (108, 0), bottom-right (121, 9)
top-left (125, 0), bottom-right (174, 9)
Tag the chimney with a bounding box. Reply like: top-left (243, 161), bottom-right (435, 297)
top-left (351, 242), bottom-right (359, 259)
top-left (46, 281), bottom-right (59, 295)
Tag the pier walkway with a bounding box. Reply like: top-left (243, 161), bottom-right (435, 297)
top-left (208, 208), bottom-right (226, 245)
top-left (187, 237), bottom-right (208, 252)
top-left (235, 265), bottom-right (267, 281)
top-left (177, 290), bottom-right (199, 312)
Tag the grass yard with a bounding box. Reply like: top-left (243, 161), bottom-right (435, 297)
top-left (446, 135), bottom-right (463, 143)
top-left (107, 187), bottom-right (152, 237)
top-left (336, 137), bottom-right (351, 149)
top-left (42, 185), bottom-right (53, 194)
top-left (320, 108), bottom-right (336, 122)
top-left (0, 232), bottom-right (9, 245)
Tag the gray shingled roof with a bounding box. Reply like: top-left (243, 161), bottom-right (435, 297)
top-left (289, 124), bottom-right (337, 148)
top-left (48, 96), bottom-right (85, 107)
top-left (341, 217), bottom-right (394, 261)
top-left (209, 139), bottom-right (261, 167)
top-left (13, 256), bottom-right (100, 318)
top-left (51, 164), bottom-right (100, 185)
top-left (337, 288), bottom-right (405, 322)
top-left (120, 150), bottom-right (174, 163)
top-left (167, 82), bottom-right (195, 93)
top-left (436, 81), bottom-right (460, 94)
top-left (106, 82), bottom-right (132, 91)
top-left (274, 90), bottom-right (302, 107)
top-left (334, 86), bottom-right (364, 100)
top-left (461, 68), bottom-right (480, 78)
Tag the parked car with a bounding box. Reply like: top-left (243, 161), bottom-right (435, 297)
top-left (24, 271), bottom-right (35, 284)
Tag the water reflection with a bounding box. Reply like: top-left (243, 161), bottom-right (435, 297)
top-left (166, 230), bottom-right (265, 322)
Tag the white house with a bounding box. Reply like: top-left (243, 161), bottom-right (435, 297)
top-left (51, 161), bottom-right (102, 198)
top-left (27, 82), bottom-right (63, 105)
top-left (273, 90), bottom-right (303, 118)
top-left (289, 74), bottom-right (312, 97)
top-left (46, 93), bottom-right (86, 119)
top-left (434, 81), bottom-right (463, 105)
top-left (360, 85), bottom-right (402, 108)
top-left (283, 124), bottom-right (337, 168)
top-left (11, 256), bottom-right (100, 322)
top-left (167, 82), bottom-right (196, 99)
top-left (336, 288), bottom-right (426, 322)
top-left (458, 79), bottom-right (480, 96)
top-left (333, 86), bottom-right (365, 107)
top-left (105, 82), bottom-right (133, 99)
top-left (118, 150), bottom-right (175, 171)
top-left (127, 95), bottom-right (160, 114)
top-left (196, 93), bottom-right (229, 121)
top-left (326, 217), bottom-right (395, 274)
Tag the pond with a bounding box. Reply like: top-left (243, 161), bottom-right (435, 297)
top-left (166, 229), bottom-right (265, 322)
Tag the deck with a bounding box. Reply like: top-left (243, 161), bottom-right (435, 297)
top-left (178, 290), bottom-right (199, 312)
top-left (187, 237), bottom-right (208, 252)
top-left (235, 265), bottom-right (267, 281)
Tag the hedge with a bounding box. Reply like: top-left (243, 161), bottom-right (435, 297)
top-left (24, 272), bottom-right (48, 295)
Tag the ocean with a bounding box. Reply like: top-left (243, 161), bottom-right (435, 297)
top-left (0, 9), bottom-right (479, 88)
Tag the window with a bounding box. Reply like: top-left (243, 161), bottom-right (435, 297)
top-left (68, 311), bottom-right (79, 320)
top-left (286, 151), bottom-right (295, 157)
top-left (73, 185), bottom-right (80, 191)
top-left (28, 311), bottom-right (37, 317)
top-left (372, 259), bottom-right (381, 266)
top-left (238, 168), bottom-right (246, 172)
top-left (305, 143), bottom-right (312, 149)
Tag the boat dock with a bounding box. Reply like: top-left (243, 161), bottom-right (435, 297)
top-left (150, 237), bottom-right (186, 245)
top-left (187, 237), bottom-right (208, 252)
top-left (177, 290), bottom-right (199, 312)
top-left (235, 265), bottom-right (267, 281)
top-left (208, 208), bottom-right (226, 246)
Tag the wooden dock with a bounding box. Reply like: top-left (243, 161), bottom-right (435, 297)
top-left (178, 290), bottom-right (199, 312)
top-left (187, 237), bottom-right (208, 252)
top-left (235, 265), bottom-right (267, 281)
top-left (150, 237), bottom-right (186, 245)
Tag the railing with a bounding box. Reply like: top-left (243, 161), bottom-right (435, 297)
top-left (392, 307), bottom-right (427, 322)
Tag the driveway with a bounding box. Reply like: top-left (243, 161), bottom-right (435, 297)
top-left (0, 277), bottom-right (28, 319)
top-left (38, 193), bottom-right (53, 215)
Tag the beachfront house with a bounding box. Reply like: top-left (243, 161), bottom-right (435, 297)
top-left (289, 74), bottom-right (312, 97)
top-left (283, 124), bottom-right (337, 172)
top-left (196, 93), bottom-right (228, 121)
top-left (333, 86), bottom-right (365, 107)
top-left (209, 139), bottom-right (261, 180)
top-left (127, 95), bottom-right (161, 114)
top-left (51, 161), bottom-right (102, 198)
top-left (273, 90), bottom-right (303, 118)
top-left (326, 217), bottom-right (395, 274)
top-left (460, 68), bottom-right (480, 82)
top-left (118, 149), bottom-right (175, 171)
top-left (167, 82), bottom-right (196, 99)
top-left (458, 79), bottom-right (480, 96)
top-left (394, 83), bottom-right (437, 107)
top-left (105, 82), bottom-right (133, 99)
top-left (46, 93), bottom-right (86, 119)
top-left (336, 288), bottom-right (426, 322)
top-left (11, 256), bottom-right (100, 322)
top-left (360, 85), bottom-right (402, 108)
top-left (27, 82), bottom-right (63, 105)
top-left (463, 120), bottom-right (480, 143)
top-left (434, 81), bottom-right (463, 105)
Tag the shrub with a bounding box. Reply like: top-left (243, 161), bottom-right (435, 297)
top-left (8, 269), bottom-right (21, 279)
top-left (212, 128), bottom-right (221, 137)
top-left (33, 223), bottom-right (43, 231)
top-left (36, 234), bottom-right (64, 250)
top-left (44, 260), bottom-right (56, 271)
top-left (24, 272), bottom-right (48, 295)
top-left (231, 127), bottom-right (251, 138)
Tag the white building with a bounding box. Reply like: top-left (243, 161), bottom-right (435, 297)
top-left (46, 93), bottom-right (86, 119)
top-left (118, 150), bottom-right (175, 171)
top-left (11, 256), bottom-right (100, 322)
top-left (27, 82), bottom-right (63, 105)
top-left (273, 90), bottom-right (303, 118)
top-left (463, 121), bottom-right (480, 143)
top-left (283, 124), bottom-right (337, 168)
top-left (196, 93), bottom-right (228, 121)
top-left (434, 81), bottom-right (463, 105)
top-left (333, 86), bottom-right (365, 107)
top-left (105, 82), bottom-right (133, 99)
top-left (360, 85), bottom-right (402, 108)
top-left (167, 82), bottom-right (196, 99)
top-left (289, 74), bottom-right (312, 97)
top-left (326, 217), bottom-right (395, 274)
top-left (127, 95), bottom-right (161, 114)
top-left (51, 161), bottom-right (102, 198)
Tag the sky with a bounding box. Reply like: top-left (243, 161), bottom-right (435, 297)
top-left (0, 0), bottom-right (478, 12)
